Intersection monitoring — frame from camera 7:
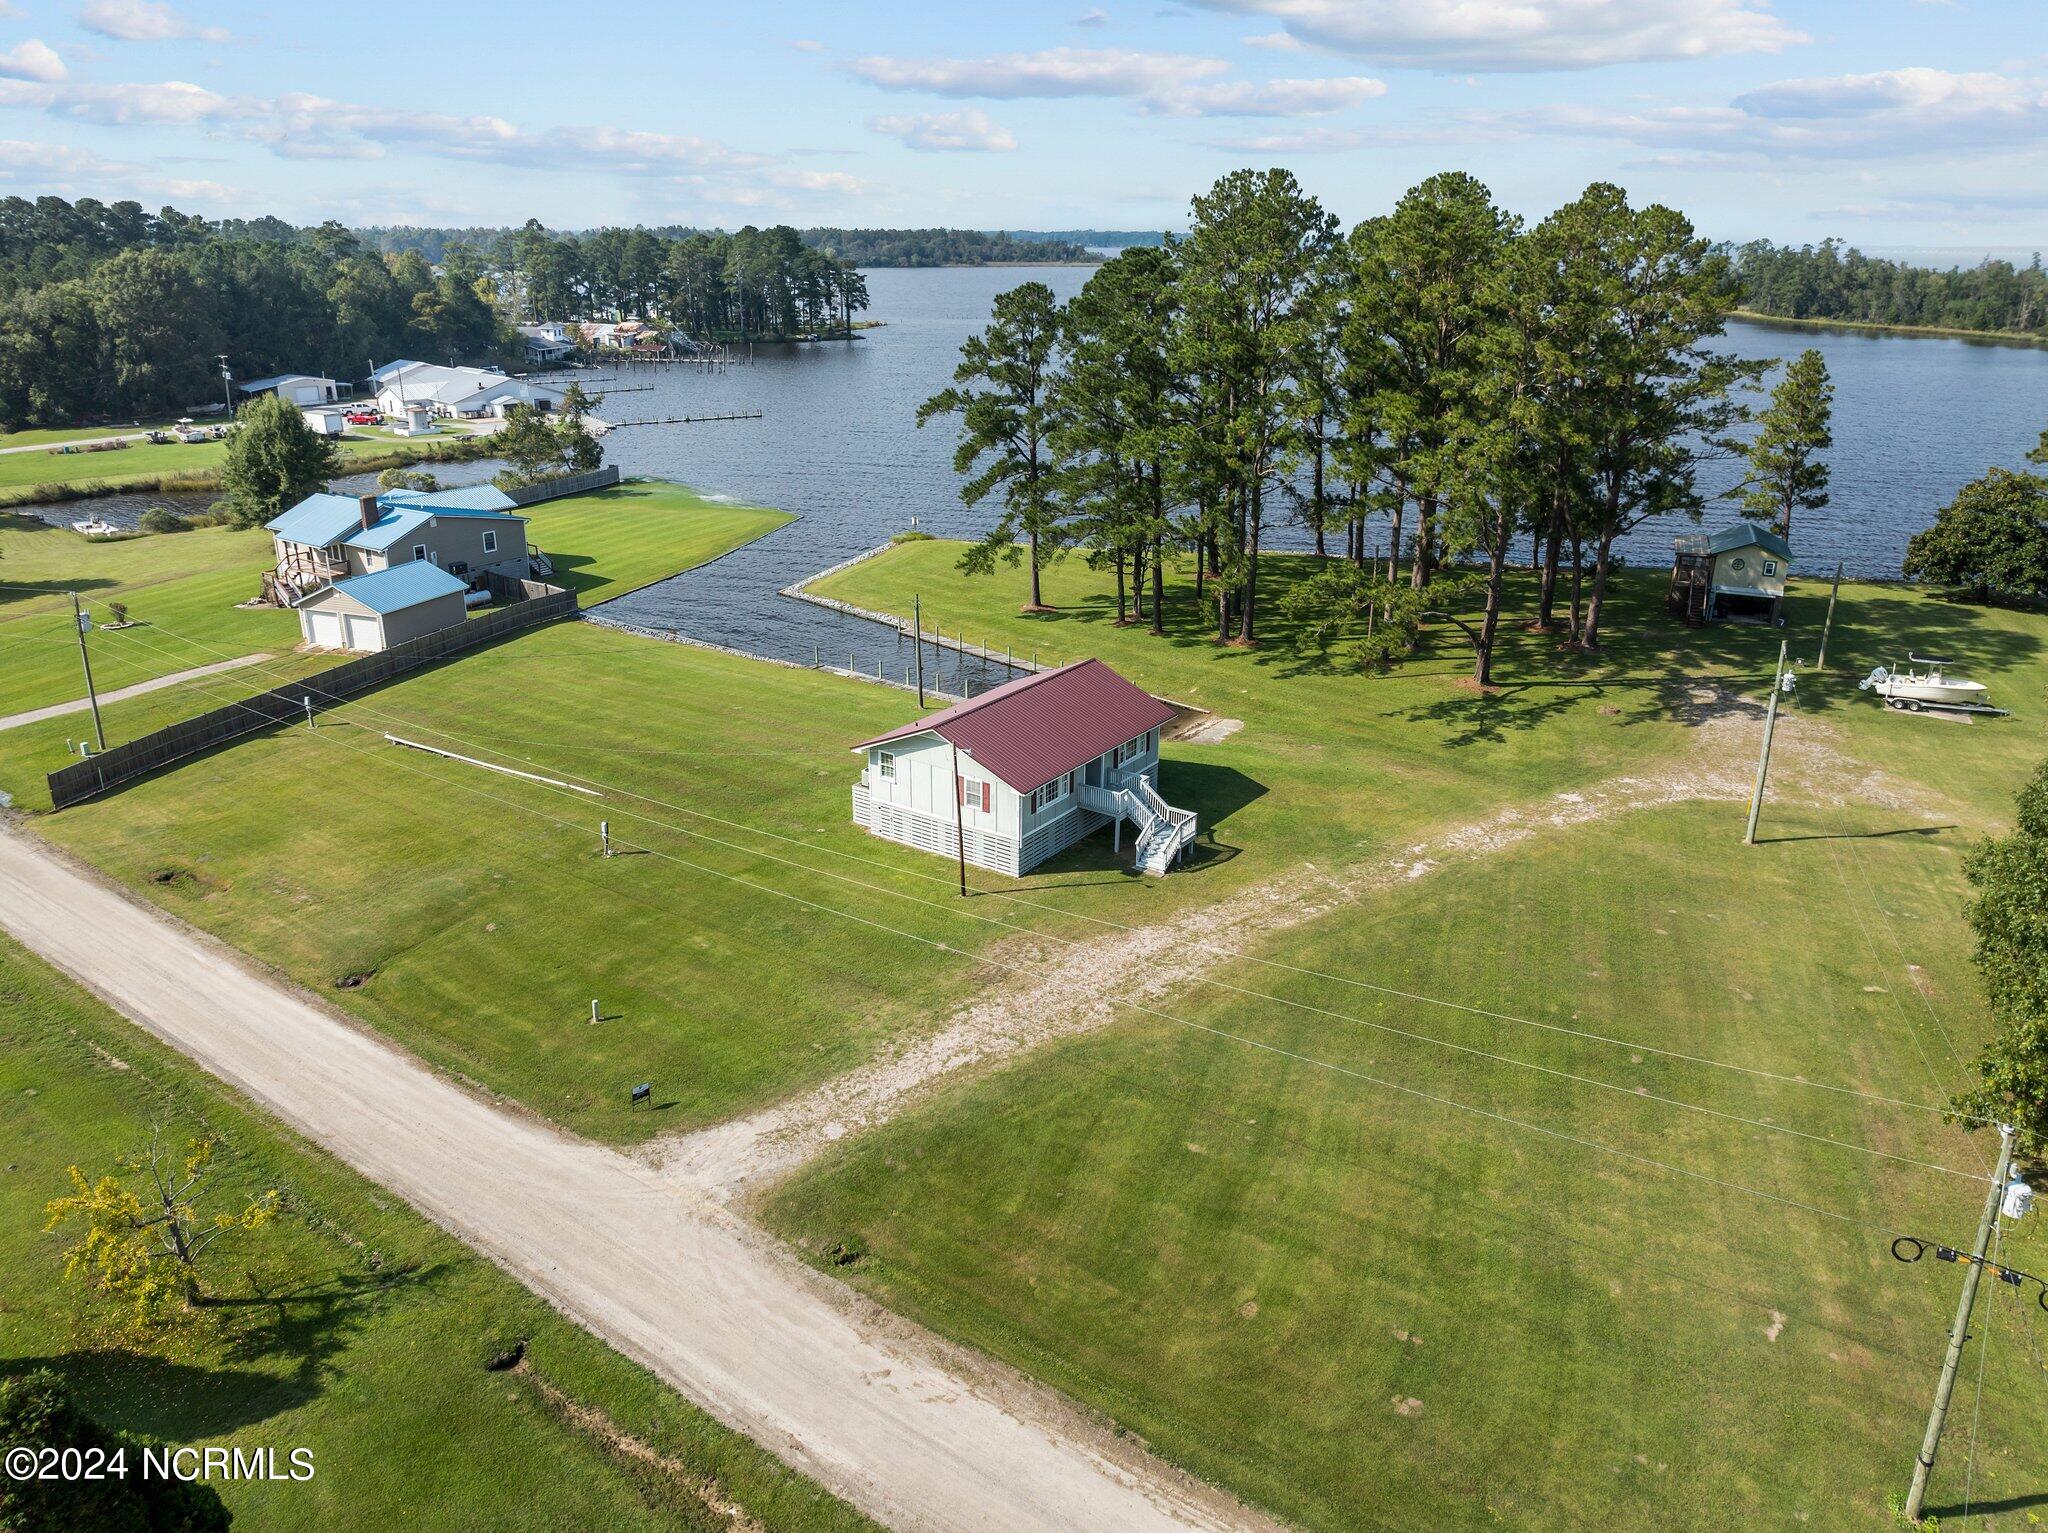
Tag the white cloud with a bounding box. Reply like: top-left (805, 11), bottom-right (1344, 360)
top-left (1151, 73), bottom-right (1383, 115)
top-left (847, 46), bottom-right (1226, 99)
top-left (848, 45), bottom-right (1378, 117)
top-left (787, 37), bottom-right (825, 53)
top-left (1186, 0), bottom-right (1804, 72)
top-left (1485, 68), bottom-right (2048, 163)
top-left (0, 2), bottom-right (25, 17)
top-left (0, 136), bottom-right (236, 203)
top-left (1075, 8), bottom-right (1110, 24)
top-left (1242, 30), bottom-right (1306, 51)
top-left (0, 37), bottom-right (65, 82)
top-left (870, 108), bottom-right (1019, 152)
top-left (1734, 66), bottom-right (2038, 122)
top-left (78, 0), bottom-right (231, 43)
top-left (1204, 124), bottom-right (1369, 150)
top-left (0, 74), bottom-right (871, 213)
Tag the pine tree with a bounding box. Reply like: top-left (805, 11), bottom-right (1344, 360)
top-left (920, 281), bottom-right (1067, 610)
top-left (1740, 348), bottom-right (1833, 540)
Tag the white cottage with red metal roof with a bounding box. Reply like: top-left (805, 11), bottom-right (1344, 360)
top-left (852, 659), bottom-right (1197, 877)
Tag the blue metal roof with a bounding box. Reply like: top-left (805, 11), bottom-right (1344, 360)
top-left (344, 507), bottom-right (434, 554)
top-left (1705, 522), bottom-right (1793, 560)
top-left (322, 562), bottom-right (468, 614)
top-left (385, 484), bottom-right (517, 514)
top-left (265, 493), bottom-right (366, 547)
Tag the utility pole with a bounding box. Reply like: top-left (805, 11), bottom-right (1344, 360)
top-left (1816, 561), bottom-right (1844, 672)
top-left (913, 594), bottom-right (926, 706)
top-left (1906, 1125), bottom-right (2017, 1523)
top-left (217, 355), bottom-right (233, 419)
top-left (70, 592), bottom-right (104, 752)
top-left (950, 742), bottom-right (970, 897)
top-left (1743, 639), bottom-right (1790, 846)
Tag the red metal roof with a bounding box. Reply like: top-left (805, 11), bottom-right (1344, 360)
top-left (853, 659), bottom-right (1178, 793)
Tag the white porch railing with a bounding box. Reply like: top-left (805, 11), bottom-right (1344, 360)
top-left (1076, 770), bottom-right (1195, 874)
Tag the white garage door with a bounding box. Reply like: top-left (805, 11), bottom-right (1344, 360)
top-left (304, 609), bottom-right (344, 649)
top-left (343, 613), bottom-right (383, 652)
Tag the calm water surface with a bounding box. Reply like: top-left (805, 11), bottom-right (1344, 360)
top-left (51, 267), bottom-right (2048, 681)
top-left (599, 268), bottom-right (2048, 675)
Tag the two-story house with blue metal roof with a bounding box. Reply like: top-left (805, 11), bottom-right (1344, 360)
top-left (264, 487), bottom-right (533, 604)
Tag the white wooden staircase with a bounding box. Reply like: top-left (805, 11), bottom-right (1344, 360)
top-left (1078, 772), bottom-right (1197, 875)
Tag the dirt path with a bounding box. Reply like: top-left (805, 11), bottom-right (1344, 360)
top-left (0, 826), bottom-right (1278, 1533)
top-left (647, 691), bottom-right (1938, 1203)
top-left (0, 653), bottom-right (274, 733)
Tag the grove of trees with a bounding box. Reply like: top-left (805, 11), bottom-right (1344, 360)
top-left (1955, 758), bottom-right (2048, 1153)
top-left (504, 220), bottom-right (869, 339)
top-left (0, 197), bottom-right (510, 428)
top-left (926, 169), bottom-right (1765, 683)
top-left (1730, 239), bottom-right (2048, 337)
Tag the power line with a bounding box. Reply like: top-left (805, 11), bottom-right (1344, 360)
top-left (95, 621), bottom-right (1990, 1183)
top-left (82, 627), bottom-right (1988, 1253)
top-left (114, 610), bottom-right (1996, 1129)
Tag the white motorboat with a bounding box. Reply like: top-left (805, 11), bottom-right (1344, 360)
top-left (70, 515), bottom-right (118, 538)
top-left (1860, 654), bottom-right (1993, 711)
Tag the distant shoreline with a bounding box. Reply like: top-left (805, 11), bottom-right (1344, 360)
top-left (1732, 309), bottom-right (2048, 350)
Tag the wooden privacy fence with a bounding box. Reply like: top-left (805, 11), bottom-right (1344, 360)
top-left (45, 587), bottom-right (577, 809)
top-left (503, 464), bottom-right (621, 505)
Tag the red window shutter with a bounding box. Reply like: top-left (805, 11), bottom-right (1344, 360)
top-left (957, 776), bottom-right (966, 806)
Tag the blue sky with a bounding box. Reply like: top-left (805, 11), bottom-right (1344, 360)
top-left (0, 0), bottom-right (2041, 249)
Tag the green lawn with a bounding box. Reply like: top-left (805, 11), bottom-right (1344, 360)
top-left (29, 624), bottom-right (1016, 1140)
top-left (748, 543), bottom-right (2048, 1529)
top-left (765, 799), bottom-right (2046, 1531)
top-left (0, 420), bottom-right (179, 449)
top-left (15, 529), bottom-right (2048, 1523)
top-left (528, 479), bottom-right (795, 604)
top-left (0, 430), bottom-right (481, 504)
top-left (0, 932), bottom-right (874, 1532)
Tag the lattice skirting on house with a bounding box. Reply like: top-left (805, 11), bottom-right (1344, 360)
top-left (853, 785), bottom-right (1110, 876)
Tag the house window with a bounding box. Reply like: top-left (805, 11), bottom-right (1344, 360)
top-left (958, 776), bottom-right (991, 813)
top-left (876, 750), bottom-right (895, 780)
top-left (412, 543), bottom-right (430, 563)
top-left (482, 529), bottom-right (499, 554)
top-left (1762, 559), bottom-right (1777, 576)
top-left (1031, 776), bottom-right (1068, 812)
top-left (1117, 735), bottom-right (1143, 766)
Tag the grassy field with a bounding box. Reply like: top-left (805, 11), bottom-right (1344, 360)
top-left (752, 543), bottom-right (2048, 1529)
top-left (15, 528), bottom-right (2048, 1522)
top-left (0, 421), bottom-right (180, 449)
top-left (0, 429), bottom-right (490, 505)
top-left (0, 482), bottom-right (792, 807)
top-left (28, 624), bottom-right (1016, 1139)
top-left (0, 932), bottom-right (873, 1532)
top-left (522, 480), bottom-right (794, 604)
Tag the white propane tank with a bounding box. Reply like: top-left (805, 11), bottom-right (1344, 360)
top-left (2003, 1179), bottom-right (2034, 1221)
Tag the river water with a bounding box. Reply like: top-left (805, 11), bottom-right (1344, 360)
top-left (47, 266), bottom-right (2048, 683)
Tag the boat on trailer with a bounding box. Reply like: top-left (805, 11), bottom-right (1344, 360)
top-left (70, 515), bottom-right (118, 538)
top-left (1860, 655), bottom-right (2004, 714)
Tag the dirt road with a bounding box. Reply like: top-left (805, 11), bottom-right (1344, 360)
top-left (0, 826), bottom-right (1272, 1533)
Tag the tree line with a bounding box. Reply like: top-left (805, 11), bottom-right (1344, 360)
top-left (0, 198), bottom-right (511, 428)
top-left (926, 169), bottom-right (1831, 684)
top-left (503, 221), bottom-right (869, 338)
top-left (361, 222), bottom-right (1092, 269)
top-left (1729, 239), bottom-right (2048, 337)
